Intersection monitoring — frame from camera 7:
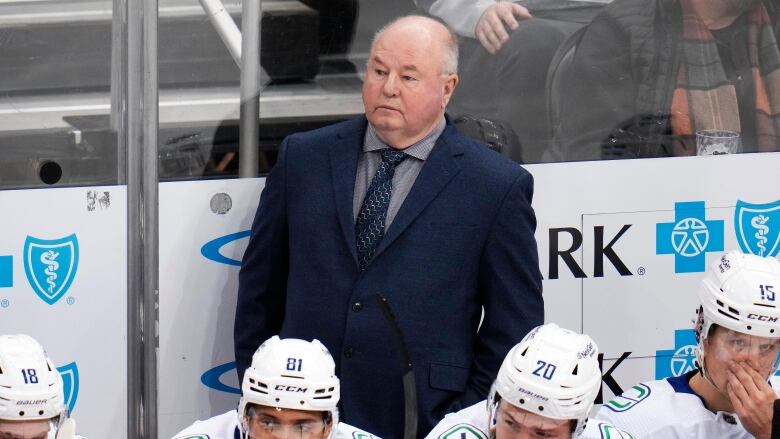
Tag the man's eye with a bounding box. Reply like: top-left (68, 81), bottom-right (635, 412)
top-left (375, 69), bottom-right (387, 76)
top-left (402, 75), bottom-right (417, 81)
top-left (731, 338), bottom-right (747, 347)
top-left (503, 418), bottom-right (519, 431)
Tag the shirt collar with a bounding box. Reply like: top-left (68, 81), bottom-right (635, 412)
top-left (363, 117), bottom-right (446, 161)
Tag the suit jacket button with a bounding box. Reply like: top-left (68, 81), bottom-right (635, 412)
top-left (344, 347), bottom-right (354, 358)
top-left (352, 302), bottom-right (363, 312)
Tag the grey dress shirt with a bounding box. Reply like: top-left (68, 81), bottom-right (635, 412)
top-left (353, 117), bottom-right (447, 228)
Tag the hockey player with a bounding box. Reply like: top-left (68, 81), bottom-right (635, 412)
top-left (173, 336), bottom-right (379, 439)
top-left (426, 323), bottom-right (632, 439)
top-left (596, 250), bottom-right (780, 438)
top-left (0, 334), bottom-right (81, 439)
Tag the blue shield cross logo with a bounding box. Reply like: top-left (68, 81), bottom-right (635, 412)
top-left (23, 234), bottom-right (79, 305)
top-left (57, 362), bottom-right (79, 413)
top-left (735, 200), bottom-right (780, 258)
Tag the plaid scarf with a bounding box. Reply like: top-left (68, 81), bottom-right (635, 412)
top-left (670, 0), bottom-right (780, 153)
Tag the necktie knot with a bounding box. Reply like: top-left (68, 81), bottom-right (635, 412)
top-left (381, 148), bottom-right (407, 167)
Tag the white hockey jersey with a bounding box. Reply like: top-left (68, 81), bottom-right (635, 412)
top-left (172, 410), bottom-right (380, 439)
top-left (424, 401), bottom-right (633, 439)
top-left (596, 370), bottom-right (780, 438)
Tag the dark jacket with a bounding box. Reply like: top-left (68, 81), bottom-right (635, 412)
top-left (234, 116), bottom-right (544, 439)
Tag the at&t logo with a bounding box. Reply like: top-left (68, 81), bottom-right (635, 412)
top-left (201, 362), bottom-right (240, 394)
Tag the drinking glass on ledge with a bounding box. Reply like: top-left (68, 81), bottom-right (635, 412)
top-left (696, 129), bottom-right (741, 155)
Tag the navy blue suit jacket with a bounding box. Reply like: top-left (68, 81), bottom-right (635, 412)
top-left (235, 116), bottom-right (543, 439)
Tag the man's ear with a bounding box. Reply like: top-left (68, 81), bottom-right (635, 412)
top-left (442, 73), bottom-right (459, 107)
top-left (322, 421), bottom-right (334, 439)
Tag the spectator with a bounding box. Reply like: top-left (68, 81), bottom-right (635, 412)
top-left (416, 0), bottom-right (601, 162)
top-left (551, 0), bottom-right (780, 161)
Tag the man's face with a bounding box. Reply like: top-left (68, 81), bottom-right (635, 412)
top-left (244, 405), bottom-right (332, 439)
top-left (362, 20), bottom-right (457, 148)
top-left (0, 419), bottom-right (51, 439)
top-left (492, 401), bottom-right (573, 439)
top-left (703, 326), bottom-right (780, 391)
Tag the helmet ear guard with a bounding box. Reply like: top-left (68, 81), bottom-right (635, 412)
top-left (486, 323), bottom-right (601, 437)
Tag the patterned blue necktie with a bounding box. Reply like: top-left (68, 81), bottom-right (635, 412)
top-left (355, 148), bottom-right (408, 270)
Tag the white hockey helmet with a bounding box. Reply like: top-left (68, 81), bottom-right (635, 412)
top-left (238, 336), bottom-right (340, 436)
top-left (695, 251), bottom-right (780, 368)
top-left (0, 334), bottom-right (68, 423)
top-left (696, 251), bottom-right (780, 339)
top-left (488, 323), bottom-right (600, 437)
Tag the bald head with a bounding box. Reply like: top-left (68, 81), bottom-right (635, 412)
top-left (371, 15), bottom-right (458, 75)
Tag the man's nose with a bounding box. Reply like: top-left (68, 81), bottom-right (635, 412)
top-left (268, 426), bottom-right (301, 439)
top-left (382, 73), bottom-right (399, 96)
top-left (733, 345), bottom-right (763, 364)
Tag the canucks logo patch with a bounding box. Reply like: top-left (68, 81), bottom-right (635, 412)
top-left (57, 362), bottom-right (79, 413)
top-left (438, 423), bottom-right (487, 439)
top-left (23, 234), bottom-right (79, 305)
top-left (352, 432), bottom-right (377, 439)
top-left (597, 422), bottom-right (635, 439)
top-left (735, 200), bottom-right (780, 257)
top-left (605, 384), bottom-right (651, 413)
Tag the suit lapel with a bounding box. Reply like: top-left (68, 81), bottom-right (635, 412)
top-left (372, 126), bottom-right (464, 260)
top-left (329, 117), bottom-right (366, 265)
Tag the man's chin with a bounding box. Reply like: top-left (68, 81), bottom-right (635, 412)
top-left (368, 116), bottom-right (403, 132)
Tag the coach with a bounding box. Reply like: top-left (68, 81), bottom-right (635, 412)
top-left (234, 15), bottom-right (543, 439)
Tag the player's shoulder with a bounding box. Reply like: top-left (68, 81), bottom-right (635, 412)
top-left (425, 401), bottom-right (488, 439)
top-left (171, 410), bottom-right (238, 439)
top-left (596, 373), bottom-right (712, 433)
top-left (578, 419), bottom-right (635, 439)
top-left (333, 421), bottom-right (382, 439)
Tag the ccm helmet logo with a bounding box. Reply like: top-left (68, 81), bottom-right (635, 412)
top-left (274, 385), bottom-right (308, 393)
top-left (747, 313), bottom-right (779, 323)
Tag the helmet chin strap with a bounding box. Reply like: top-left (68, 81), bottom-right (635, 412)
top-left (54, 418), bottom-right (76, 439)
